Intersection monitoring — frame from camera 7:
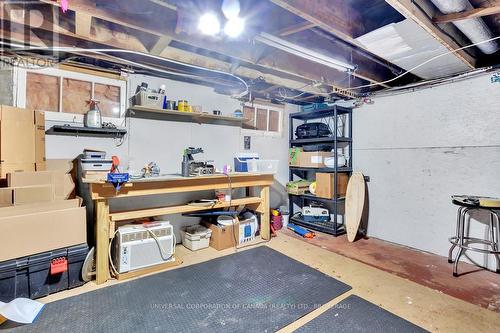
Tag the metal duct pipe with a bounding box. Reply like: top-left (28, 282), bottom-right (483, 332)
top-left (429, 0), bottom-right (498, 54)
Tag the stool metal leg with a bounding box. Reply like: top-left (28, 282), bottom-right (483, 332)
top-left (491, 212), bottom-right (500, 273)
top-left (453, 207), bottom-right (469, 277)
top-left (448, 206), bottom-right (464, 263)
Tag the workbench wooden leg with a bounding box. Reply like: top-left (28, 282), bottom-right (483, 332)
top-left (260, 186), bottom-right (270, 240)
top-left (95, 199), bottom-right (110, 285)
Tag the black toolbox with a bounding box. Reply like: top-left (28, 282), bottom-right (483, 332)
top-left (0, 244), bottom-right (88, 302)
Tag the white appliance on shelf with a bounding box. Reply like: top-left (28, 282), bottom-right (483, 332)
top-left (113, 222), bottom-right (175, 273)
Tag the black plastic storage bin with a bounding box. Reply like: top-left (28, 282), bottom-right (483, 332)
top-left (0, 244), bottom-right (88, 302)
top-left (0, 258), bottom-right (29, 302)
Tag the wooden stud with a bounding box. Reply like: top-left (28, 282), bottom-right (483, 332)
top-left (259, 186), bottom-right (271, 240)
top-left (95, 199), bottom-right (110, 285)
top-left (433, 5), bottom-right (500, 23)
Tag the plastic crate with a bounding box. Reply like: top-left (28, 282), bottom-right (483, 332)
top-left (247, 159), bottom-right (279, 174)
top-left (234, 153), bottom-right (259, 172)
top-left (134, 91), bottom-right (165, 109)
top-left (0, 244), bottom-right (88, 302)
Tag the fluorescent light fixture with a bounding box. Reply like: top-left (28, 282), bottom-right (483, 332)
top-left (198, 13), bottom-right (221, 36)
top-left (224, 17), bottom-right (245, 38)
top-left (255, 32), bottom-right (355, 72)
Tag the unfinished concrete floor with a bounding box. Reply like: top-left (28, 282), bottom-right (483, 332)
top-left (37, 233), bottom-right (500, 333)
top-left (282, 229), bottom-right (500, 314)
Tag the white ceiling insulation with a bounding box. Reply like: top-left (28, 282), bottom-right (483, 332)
top-left (356, 19), bottom-right (470, 79)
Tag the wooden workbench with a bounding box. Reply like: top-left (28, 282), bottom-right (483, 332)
top-left (86, 173), bottom-right (274, 285)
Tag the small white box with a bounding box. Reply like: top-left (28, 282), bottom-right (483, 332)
top-left (81, 159), bottom-right (113, 171)
top-left (180, 224), bottom-right (212, 251)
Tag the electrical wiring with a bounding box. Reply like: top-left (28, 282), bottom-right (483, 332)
top-left (0, 41), bottom-right (249, 98)
top-left (346, 35), bottom-right (500, 90)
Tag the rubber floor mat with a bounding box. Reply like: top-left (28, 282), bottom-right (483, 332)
top-left (294, 294), bottom-right (428, 333)
top-left (3, 246), bottom-right (351, 332)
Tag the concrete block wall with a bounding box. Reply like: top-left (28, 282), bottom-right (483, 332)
top-left (353, 72), bottom-right (500, 269)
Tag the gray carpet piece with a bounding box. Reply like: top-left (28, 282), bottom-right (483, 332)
top-left (294, 295), bottom-right (428, 333)
top-left (2, 246), bottom-right (351, 332)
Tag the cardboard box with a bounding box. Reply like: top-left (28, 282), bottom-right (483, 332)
top-left (45, 159), bottom-right (74, 173)
top-left (202, 221), bottom-right (239, 251)
top-left (289, 148), bottom-right (333, 168)
top-left (0, 199), bottom-right (81, 217)
top-left (0, 185), bottom-right (55, 206)
top-left (315, 173), bottom-right (349, 199)
top-left (0, 163), bottom-right (36, 178)
top-left (0, 202), bottom-right (86, 261)
top-left (0, 105), bottom-right (36, 165)
top-left (34, 111), bottom-right (45, 164)
top-left (7, 171), bottom-right (74, 201)
top-left (286, 180), bottom-right (312, 195)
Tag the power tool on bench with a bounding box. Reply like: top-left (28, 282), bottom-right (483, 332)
top-left (181, 147), bottom-right (215, 177)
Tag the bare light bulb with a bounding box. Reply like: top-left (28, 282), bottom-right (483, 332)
top-left (224, 17), bottom-right (245, 38)
top-left (198, 13), bottom-right (220, 36)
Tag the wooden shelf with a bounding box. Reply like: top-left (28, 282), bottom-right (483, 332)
top-left (115, 257), bottom-right (183, 281)
top-left (128, 106), bottom-right (248, 126)
top-left (110, 196), bottom-right (262, 221)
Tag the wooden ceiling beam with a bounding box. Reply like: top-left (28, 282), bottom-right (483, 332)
top-left (433, 5), bottom-right (500, 23)
top-left (385, 0), bottom-right (476, 68)
top-left (74, 11), bottom-right (92, 38)
top-left (275, 21), bottom-right (317, 37)
top-left (38, 0), bottom-right (375, 90)
top-left (149, 36), bottom-right (173, 55)
top-left (269, 0), bottom-right (367, 51)
top-left (0, 12), bottom-right (348, 97)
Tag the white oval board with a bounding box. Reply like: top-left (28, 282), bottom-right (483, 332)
top-left (345, 172), bottom-right (365, 242)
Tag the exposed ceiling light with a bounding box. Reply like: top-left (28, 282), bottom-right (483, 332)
top-left (198, 13), bottom-right (221, 36)
top-left (255, 32), bottom-right (355, 72)
top-left (222, 0), bottom-right (240, 19)
top-left (224, 17), bottom-right (245, 38)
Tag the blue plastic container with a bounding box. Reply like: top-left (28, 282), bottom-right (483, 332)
top-left (234, 153), bottom-right (259, 172)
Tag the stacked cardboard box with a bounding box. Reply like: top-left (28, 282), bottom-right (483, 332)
top-left (0, 105), bottom-right (45, 177)
top-left (0, 104), bottom-right (86, 261)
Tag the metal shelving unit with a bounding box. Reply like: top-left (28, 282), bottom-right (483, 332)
top-left (288, 105), bottom-right (352, 236)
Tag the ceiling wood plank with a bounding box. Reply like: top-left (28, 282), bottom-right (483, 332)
top-left (39, 0), bottom-right (377, 90)
top-left (1, 12), bottom-right (350, 97)
top-left (385, 0), bottom-right (476, 68)
top-left (75, 11), bottom-right (92, 38)
top-left (149, 35), bottom-right (173, 55)
top-left (276, 21), bottom-right (317, 36)
top-left (269, 0), bottom-right (367, 50)
top-left (433, 5), bottom-right (500, 23)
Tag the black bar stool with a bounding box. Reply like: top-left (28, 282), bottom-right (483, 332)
top-left (448, 195), bottom-right (500, 277)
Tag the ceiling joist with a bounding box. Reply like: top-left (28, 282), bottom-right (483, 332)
top-left (433, 5), bottom-right (500, 24)
top-left (385, 0), bottom-right (476, 69)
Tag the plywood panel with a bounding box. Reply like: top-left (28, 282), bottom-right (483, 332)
top-left (256, 108), bottom-right (267, 131)
top-left (62, 78), bottom-right (91, 115)
top-left (94, 83), bottom-right (120, 118)
top-left (26, 73), bottom-right (59, 112)
top-left (242, 105), bottom-right (255, 129)
top-left (269, 110), bottom-right (279, 132)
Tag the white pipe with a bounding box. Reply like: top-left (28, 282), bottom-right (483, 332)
top-left (429, 0), bottom-right (498, 54)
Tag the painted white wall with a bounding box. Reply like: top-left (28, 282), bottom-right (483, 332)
top-left (353, 72), bottom-right (500, 269)
top-left (42, 74), bottom-right (295, 238)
